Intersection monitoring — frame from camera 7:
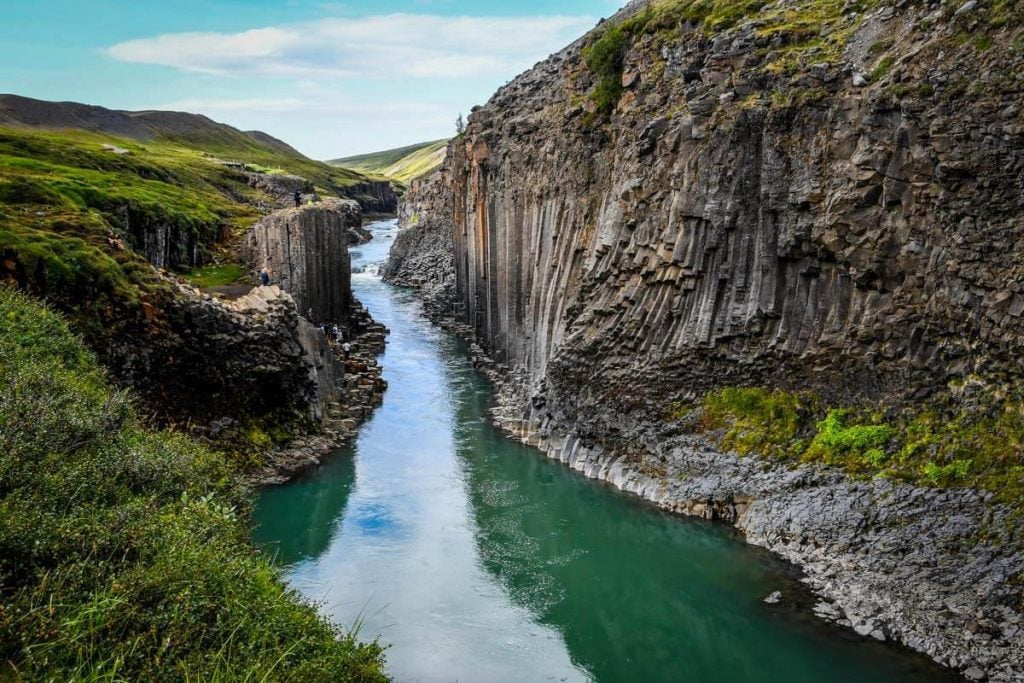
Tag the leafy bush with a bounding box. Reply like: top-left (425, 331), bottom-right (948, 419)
top-left (583, 21), bottom-right (630, 117)
top-left (0, 287), bottom-right (386, 681)
top-left (802, 410), bottom-right (894, 469)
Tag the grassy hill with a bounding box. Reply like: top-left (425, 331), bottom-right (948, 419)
top-left (0, 118), bottom-right (383, 314)
top-left (0, 95), bottom-right (373, 192)
top-left (330, 139), bottom-right (447, 185)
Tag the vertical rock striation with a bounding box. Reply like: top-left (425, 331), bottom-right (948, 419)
top-left (383, 171), bottom-right (456, 315)
top-left (394, 1), bottom-right (1024, 678)
top-left (243, 199), bottom-right (358, 324)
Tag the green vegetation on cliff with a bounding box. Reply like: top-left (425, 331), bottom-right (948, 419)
top-left (582, 0), bottom-right (885, 117)
top-left (330, 140), bottom-right (447, 186)
top-left (0, 122), bottom-right (384, 347)
top-left (0, 287), bottom-right (386, 681)
top-left (683, 386), bottom-right (1024, 502)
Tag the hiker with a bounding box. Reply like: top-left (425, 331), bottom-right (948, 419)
top-left (294, 190), bottom-right (302, 208)
top-left (330, 325), bottom-right (341, 344)
top-left (341, 341), bottom-right (351, 361)
top-left (259, 267), bottom-right (270, 287)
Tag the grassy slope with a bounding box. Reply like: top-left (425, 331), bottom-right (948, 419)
top-left (0, 125), bottom-right (377, 314)
top-left (0, 286), bottom-right (386, 681)
top-left (330, 139), bottom-right (447, 185)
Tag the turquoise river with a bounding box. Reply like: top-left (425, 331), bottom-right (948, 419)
top-left (252, 219), bottom-right (955, 683)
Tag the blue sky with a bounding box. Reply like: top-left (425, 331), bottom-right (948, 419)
top-left (0, 1), bottom-right (623, 158)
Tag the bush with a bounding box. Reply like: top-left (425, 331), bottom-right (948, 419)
top-left (803, 409), bottom-right (894, 469)
top-left (0, 287), bottom-right (386, 681)
top-left (583, 22), bottom-right (629, 117)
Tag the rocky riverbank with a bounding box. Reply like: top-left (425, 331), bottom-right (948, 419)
top-left (238, 202), bottom-right (389, 485)
top-left (249, 299), bottom-right (388, 486)
top-left (389, 260), bottom-right (1023, 679)
top-left (385, 0), bottom-right (1024, 676)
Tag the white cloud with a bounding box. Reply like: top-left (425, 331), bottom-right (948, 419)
top-left (106, 13), bottom-right (596, 80)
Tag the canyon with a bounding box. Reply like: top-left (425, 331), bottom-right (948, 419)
top-left (386, 0), bottom-right (1024, 680)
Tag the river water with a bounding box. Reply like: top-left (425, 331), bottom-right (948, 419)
top-left (252, 219), bottom-right (953, 683)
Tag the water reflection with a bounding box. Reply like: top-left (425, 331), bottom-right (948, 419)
top-left (252, 220), bottom-right (954, 683)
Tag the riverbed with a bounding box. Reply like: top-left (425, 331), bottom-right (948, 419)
top-left (252, 219), bottom-right (954, 682)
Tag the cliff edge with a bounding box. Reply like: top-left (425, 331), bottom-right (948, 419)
top-left (393, 0), bottom-right (1024, 678)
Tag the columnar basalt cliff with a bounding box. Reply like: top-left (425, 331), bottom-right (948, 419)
top-left (395, 1), bottom-right (1024, 679)
top-left (243, 200), bottom-right (358, 324)
top-left (384, 171), bottom-right (456, 315)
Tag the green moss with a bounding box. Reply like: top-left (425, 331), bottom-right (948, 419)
top-left (868, 38), bottom-right (893, 55)
top-left (681, 384), bottom-right (1024, 507)
top-left (870, 55), bottom-right (896, 82)
top-left (699, 387), bottom-right (811, 459)
top-left (973, 34), bottom-right (994, 51)
top-left (0, 286), bottom-right (386, 680)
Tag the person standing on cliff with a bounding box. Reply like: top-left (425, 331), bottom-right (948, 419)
top-left (293, 190), bottom-right (301, 208)
top-left (259, 267), bottom-right (270, 287)
top-left (342, 341), bottom-right (351, 361)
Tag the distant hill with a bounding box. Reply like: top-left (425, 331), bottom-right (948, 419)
top-left (0, 94), bottom-right (298, 156)
top-left (330, 139), bottom-right (447, 185)
top-left (0, 94), bottom-right (379, 195)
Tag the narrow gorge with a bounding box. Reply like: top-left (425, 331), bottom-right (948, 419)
top-left (4, 0), bottom-right (1024, 680)
top-left (386, 1), bottom-right (1024, 680)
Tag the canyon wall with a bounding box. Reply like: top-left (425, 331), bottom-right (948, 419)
top-left (445, 5), bottom-right (1024, 429)
top-left (396, 1), bottom-right (1024, 678)
top-left (384, 171), bottom-right (456, 315)
top-left (243, 200), bottom-right (357, 324)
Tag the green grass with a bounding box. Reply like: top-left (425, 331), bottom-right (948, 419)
top-left (681, 386), bottom-right (1024, 506)
top-left (0, 124), bottom-right (384, 339)
top-left (185, 263), bottom-right (247, 289)
top-left (580, 0), bottom-right (881, 117)
top-left (870, 55), bottom-right (896, 82)
top-left (330, 140), bottom-right (448, 185)
top-left (0, 286), bottom-right (387, 681)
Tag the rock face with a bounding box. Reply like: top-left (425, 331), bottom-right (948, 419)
top-left (442, 5), bottom-right (1024, 415)
top-left (243, 200), bottom-right (358, 324)
top-left (396, 1), bottom-right (1024, 679)
top-left (383, 171), bottom-right (456, 315)
top-left (346, 179), bottom-right (399, 215)
top-left (131, 283), bottom-right (327, 426)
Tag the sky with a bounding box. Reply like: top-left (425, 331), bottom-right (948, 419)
top-left (0, 0), bottom-right (625, 159)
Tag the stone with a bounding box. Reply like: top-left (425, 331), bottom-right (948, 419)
top-left (389, 1), bottom-right (1024, 679)
top-left (764, 591), bottom-right (783, 605)
top-left (954, 1), bottom-right (978, 16)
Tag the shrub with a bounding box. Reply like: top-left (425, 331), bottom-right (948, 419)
top-left (583, 21), bottom-right (629, 117)
top-left (803, 409), bottom-right (894, 469)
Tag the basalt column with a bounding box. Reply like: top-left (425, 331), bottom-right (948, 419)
top-left (244, 199), bottom-right (359, 324)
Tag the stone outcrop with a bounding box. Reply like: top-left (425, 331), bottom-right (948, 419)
top-left (243, 200), bottom-right (358, 324)
top-left (249, 299), bottom-right (388, 486)
top-left (346, 179), bottom-right (399, 215)
top-left (246, 171), bottom-right (312, 204)
top-left (131, 283), bottom-right (325, 426)
top-left (383, 171), bottom-right (456, 316)
top-left (394, 1), bottom-right (1024, 679)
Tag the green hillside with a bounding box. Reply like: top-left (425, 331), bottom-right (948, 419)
top-left (0, 124), bottom-right (374, 309)
top-left (0, 286), bottom-right (386, 681)
top-left (330, 139), bottom-right (447, 185)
